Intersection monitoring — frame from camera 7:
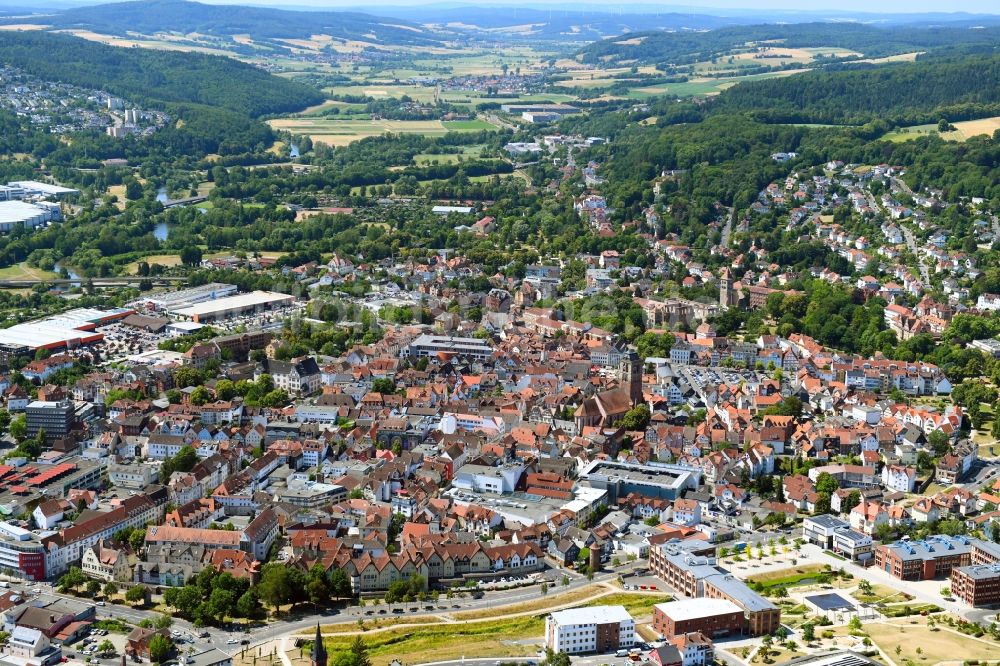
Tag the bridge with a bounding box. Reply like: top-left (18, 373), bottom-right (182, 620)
top-left (162, 195), bottom-right (208, 208)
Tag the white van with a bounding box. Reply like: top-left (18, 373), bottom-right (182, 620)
top-left (615, 650), bottom-right (629, 658)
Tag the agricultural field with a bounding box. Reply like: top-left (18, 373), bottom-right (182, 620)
top-left (268, 116), bottom-right (498, 146)
top-left (627, 69), bottom-right (807, 99)
top-left (882, 116), bottom-right (1000, 142)
top-left (412, 144), bottom-right (489, 165)
top-left (694, 45), bottom-right (860, 74)
top-left (55, 29), bottom-right (238, 56)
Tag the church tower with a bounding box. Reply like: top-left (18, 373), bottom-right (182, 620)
top-left (311, 624), bottom-right (327, 666)
top-left (719, 268), bottom-right (732, 308)
top-left (619, 351), bottom-right (643, 407)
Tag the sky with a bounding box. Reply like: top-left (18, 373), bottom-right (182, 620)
top-left (190, 0), bottom-right (1000, 13)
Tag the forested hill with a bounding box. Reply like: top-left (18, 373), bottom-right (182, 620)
top-left (0, 31), bottom-right (322, 118)
top-left (714, 55), bottom-right (1000, 126)
top-left (31, 0), bottom-right (442, 46)
top-left (577, 22), bottom-right (1000, 67)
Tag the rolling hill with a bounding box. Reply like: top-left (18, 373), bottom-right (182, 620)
top-left (13, 0), bottom-right (443, 46)
top-left (576, 21), bottom-right (1000, 68)
top-left (714, 54), bottom-right (1000, 126)
top-left (0, 29), bottom-right (322, 117)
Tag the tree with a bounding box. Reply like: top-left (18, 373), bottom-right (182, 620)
top-left (540, 582), bottom-right (548, 596)
top-left (189, 386), bottom-right (211, 406)
top-left (306, 565), bottom-right (330, 608)
top-left (815, 472), bottom-right (839, 496)
top-left (258, 563), bottom-right (292, 614)
top-left (801, 623), bottom-right (815, 642)
top-left (371, 378), bottom-right (397, 395)
top-left (215, 379), bottom-right (236, 401)
top-left (541, 649), bottom-right (571, 666)
top-left (620, 404), bottom-right (651, 431)
top-left (125, 180), bottom-right (143, 201)
top-left (349, 636), bottom-right (371, 666)
top-left (844, 490), bottom-right (862, 513)
top-left (58, 567), bottom-right (87, 592)
top-left (236, 589), bottom-right (260, 619)
top-left (148, 635), bottom-right (172, 664)
top-left (8, 414), bottom-right (25, 443)
top-left (763, 396), bottom-right (803, 418)
top-left (848, 616), bottom-right (862, 632)
top-left (103, 581), bottom-right (118, 598)
top-left (86, 580), bottom-right (101, 597)
top-left (329, 568), bottom-right (352, 599)
top-left (125, 585), bottom-right (146, 605)
top-left (180, 246), bottom-right (203, 267)
top-left (98, 639), bottom-right (116, 656)
top-left (857, 580), bottom-right (873, 596)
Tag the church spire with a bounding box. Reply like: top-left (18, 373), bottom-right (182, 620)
top-left (311, 624), bottom-right (327, 666)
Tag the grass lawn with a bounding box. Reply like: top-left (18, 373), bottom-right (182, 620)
top-left (852, 584), bottom-right (914, 605)
top-left (746, 564), bottom-right (830, 587)
top-left (453, 585), bottom-right (598, 620)
top-left (864, 619), bottom-right (1000, 664)
top-left (0, 262), bottom-right (58, 280)
top-left (442, 119), bottom-right (497, 131)
top-left (319, 615), bottom-right (440, 634)
top-left (584, 593), bottom-right (672, 617)
top-left (318, 615), bottom-right (543, 666)
top-left (412, 145), bottom-right (487, 166)
top-left (752, 645), bottom-right (806, 665)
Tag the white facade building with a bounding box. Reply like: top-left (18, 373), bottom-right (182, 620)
top-left (545, 606), bottom-right (635, 655)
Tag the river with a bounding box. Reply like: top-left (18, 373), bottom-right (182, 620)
top-left (154, 187), bottom-right (169, 240)
top-left (53, 261), bottom-right (81, 288)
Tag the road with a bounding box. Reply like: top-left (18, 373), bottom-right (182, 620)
top-left (29, 563), bottom-right (645, 659)
top-left (720, 207), bottom-right (735, 249)
top-left (900, 224), bottom-right (930, 283)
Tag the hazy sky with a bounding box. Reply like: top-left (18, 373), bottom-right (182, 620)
top-left (194, 0), bottom-right (1000, 13)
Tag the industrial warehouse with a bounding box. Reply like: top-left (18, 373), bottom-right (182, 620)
top-left (169, 290), bottom-right (296, 323)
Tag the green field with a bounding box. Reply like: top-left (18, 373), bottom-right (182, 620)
top-left (627, 69), bottom-right (808, 99)
top-left (883, 116), bottom-right (1000, 142)
top-left (413, 144), bottom-right (488, 165)
top-left (319, 615), bottom-right (542, 666)
top-left (268, 116), bottom-right (498, 146)
top-left (0, 262), bottom-right (58, 281)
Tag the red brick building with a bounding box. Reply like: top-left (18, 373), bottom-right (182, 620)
top-left (652, 599), bottom-right (745, 639)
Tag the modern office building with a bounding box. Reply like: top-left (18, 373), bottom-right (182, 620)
top-left (951, 563), bottom-right (1000, 607)
top-left (874, 535), bottom-right (974, 580)
top-left (649, 541), bottom-right (780, 636)
top-left (545, 606), bottom-right (635, 655)
top-left (26, 400), bottom-right (75, 443)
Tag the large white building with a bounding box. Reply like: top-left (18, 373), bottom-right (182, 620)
top-left (545, 605), bottom-right (635, 655)
top-left (0, 200), bottom-right (61, 233)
